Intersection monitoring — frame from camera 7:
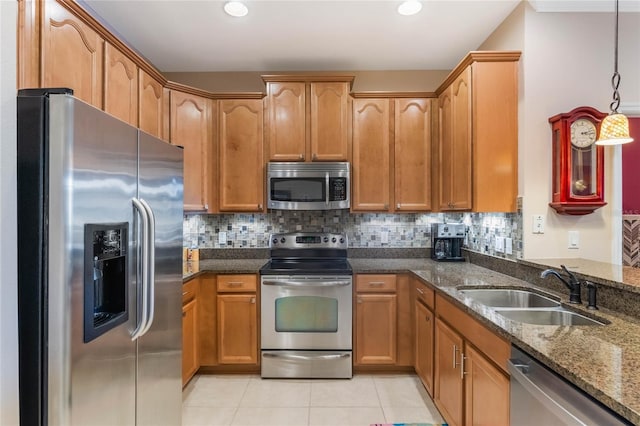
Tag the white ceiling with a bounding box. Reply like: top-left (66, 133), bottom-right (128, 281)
top-left (81, 0), bottom-right (522, 72)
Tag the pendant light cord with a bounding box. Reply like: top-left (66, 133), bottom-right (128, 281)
top-left (610, 0), bottom-right (621, 114)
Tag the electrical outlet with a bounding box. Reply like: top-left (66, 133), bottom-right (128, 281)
top-left (533, 215), bottom-right (545, 234)
top-left (381, 231), bottom-right (389, 244)
top-left (495, 236), bottom-right (505, 253)
top-left (568, 231), bottom-right (580, 249)
top-left (505, 238), bottom-right (513, 255)
top-left (218, 231), bottom-right (227, 244)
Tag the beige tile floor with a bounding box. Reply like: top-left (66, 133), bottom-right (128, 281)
top-left (182, 374), bottom-right (445, 426)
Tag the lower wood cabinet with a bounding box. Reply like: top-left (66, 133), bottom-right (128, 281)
top-left (355, 293), bottom-right (397, 364)
top-left (415, 299), bottom-right (434, 396)
top-left (216, 274), bottom-right (258, 365)
top-left (182, 277), bottom-right (199, 386)
top-left (433, 293), bottom-right (510, 426)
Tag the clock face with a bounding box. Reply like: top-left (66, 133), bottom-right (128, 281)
top-left (570, 118), bottom-right (597, 148)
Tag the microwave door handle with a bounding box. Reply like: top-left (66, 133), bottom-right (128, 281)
top-left (325, 172), bottom-right (330, 205)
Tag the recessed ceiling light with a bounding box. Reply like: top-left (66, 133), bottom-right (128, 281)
top-left (397, 0), bottom-right (422, 16)
top-left (224, 1), bottom-right (248, 17)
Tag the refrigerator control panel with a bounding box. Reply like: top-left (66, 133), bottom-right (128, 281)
top-left (83, 223), bottom-right (129, 343)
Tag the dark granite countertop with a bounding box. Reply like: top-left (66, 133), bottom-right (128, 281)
top-left (183, 256), bottom-right (640, 423)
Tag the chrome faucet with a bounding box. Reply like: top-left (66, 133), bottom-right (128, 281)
top-left (540, 265), bottom-right (582, 304)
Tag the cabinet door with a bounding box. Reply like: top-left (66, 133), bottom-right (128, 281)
top-left (42, 1), bottom-right (103, 108)
top-left (437, 88), bottom-right (453, 210)
top-left (435, 318), bottom-right (464, 426)
top-left (217, 294), bottom-right (258, 364)
top-left (182, 298), bottom-right (198, 386)
top-left (450, 68), bottom-right (472, 210)
top-left (395, 98), bottom-right (432, 211)
top-left (352, 99), bottom-right (391, 211)
top-left (355, 293), bottom-right (397, 365)
top-left (310, 82), bottom-right (350, 161)
top-left (170, 91), bottom-right (213, 212)
top-left (104, 42), bottom-right (138, 126)
top-left (267, 82), bottom-right (306, 161)
top-left (464, 345), bottom-right (509, 426)
top-left (415, 301), bottom-right (434, 397)
top-left (219, 99), bottom-right (264, 212)
top-left (198, 275), bottom-right (217, 366)
top-left (139, 70), bottom-right (164, 139)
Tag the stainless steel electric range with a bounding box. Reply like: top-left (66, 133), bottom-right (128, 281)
top-left (260, 232), bottom-right (353, 378)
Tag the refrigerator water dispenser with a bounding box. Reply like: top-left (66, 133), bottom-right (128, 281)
top-left (83, 223), bottom-right (128, 342)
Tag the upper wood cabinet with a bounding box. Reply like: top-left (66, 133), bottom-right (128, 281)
top-left (41, 1), bottom-right (104, 108)
top-left (263, 76), bottom-right (353, 162)
top-left (435, 52), bottom-right (520, 212)
top-left (104, 42), bottom-right (138, 126)
top-left (438, 69), bottom-right (472, 211)
top-left (352, 98), bottom-right (391, 211)
top-left (352, 95), bottom-right (433, 213)
top-left (218, 99), bottom-right (265, 212)
top-left (170, 90), bottom-right (214, 212)
top-left (138, 70), bottom-right (165, 139)
top-left (395, 98), bottom-right (432, 211)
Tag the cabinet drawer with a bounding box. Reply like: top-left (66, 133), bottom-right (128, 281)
top-left (356, 274), bottom-right (397, 292)
top-left (182, 278), bottom-right (198, 304)
top-left (217, 274), bottom-right (257, 292)
top-left (415, 281), bottom-right (435, 310)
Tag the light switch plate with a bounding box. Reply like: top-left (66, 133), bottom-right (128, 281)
top-left (495, 236), bottom-right (505, 253)
top-left (505, 238), bottom-right (513, 255)
top-left (218, 231), bottom-right (227, 244)
top-left (568, 231), bottom-right (580, 249)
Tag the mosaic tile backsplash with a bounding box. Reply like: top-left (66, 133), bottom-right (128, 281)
top-left (184, 209), bottom-right (523, 261)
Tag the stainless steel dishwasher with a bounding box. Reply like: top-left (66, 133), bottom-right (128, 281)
top-left (508, 346), bottom-right (631, 426)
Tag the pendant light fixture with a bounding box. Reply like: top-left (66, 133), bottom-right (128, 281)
top-left (596, 0), bottom-right (634, 145)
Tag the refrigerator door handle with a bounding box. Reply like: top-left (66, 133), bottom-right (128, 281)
top-left (139, 199), bottom-right (156, 336)
top-left (131, 198), bottom-right (150, 340)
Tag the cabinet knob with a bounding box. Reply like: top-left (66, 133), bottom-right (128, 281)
top-left (204, 204), bottom-right (209, 211)
top-left (258, 204), bottom-right (263, 210)
top-left (182, 312), bottom-right (186, 318)
top-left (396, 203), bottom-right (401, 209)
top-left (251, 297), bottom-right (256, 304)
top-left (425, 315), bottom-right (430, 322)
top-left (357, 298), bottom-right (362, 304)
top-left (299, 154), bottom-right (304, 160)
top-left (312, 153), bottom-right (317, 160)
top-left (384, 204), bottom-right (389, 210)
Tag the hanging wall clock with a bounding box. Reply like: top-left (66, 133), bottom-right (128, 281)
top-left (548, 106), bottom-right (607, 215)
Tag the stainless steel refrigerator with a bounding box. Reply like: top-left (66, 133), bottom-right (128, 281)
top-left (17, 89), bottom-right (183, 426)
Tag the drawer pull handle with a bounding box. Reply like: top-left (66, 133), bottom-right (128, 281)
top-left (182, 292), bottom-right (188, 296)
top-left (453, 345), bottom-right (459, 369)
top-left (227, 282), bottom-right (244, 286)
top-left (368, 282), bottom-right (386, 286)
top-left (416, 288), bottom-right (424, 295)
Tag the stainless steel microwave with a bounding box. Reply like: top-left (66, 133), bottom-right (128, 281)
top-left (267, 162), bottom-right (350, 210)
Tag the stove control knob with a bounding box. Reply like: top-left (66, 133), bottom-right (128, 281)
top-left (340, 237), bottom-right (345, 244)
top-left (323, 236), bottom-right (329, 243)
top-left (280, 237), bottom-right (286, 244)
top-left (331, 237), bottom-right (337, 243)
top-left (272, 238), bottom-right (278, 244)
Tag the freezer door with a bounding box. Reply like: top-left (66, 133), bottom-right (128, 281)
top-left (136, 131), bottom-right (183, 426)
top-left (48, 94), bottom-right (138, 425)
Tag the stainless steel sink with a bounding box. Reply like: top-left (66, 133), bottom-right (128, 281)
top-left (495, 309), bottom-right (604, 326)
top-left (458, 289), bottom-right (560, 308)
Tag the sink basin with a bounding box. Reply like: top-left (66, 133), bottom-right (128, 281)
top-left (458, 289), bottom-right (560, 308)
top-left (495, 309), bottom-right (604, 326)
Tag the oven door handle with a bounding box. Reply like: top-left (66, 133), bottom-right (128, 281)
top-left (262, 279), bottom-right (351, 287)
top-left (263, 353), bottom-right (351, 361)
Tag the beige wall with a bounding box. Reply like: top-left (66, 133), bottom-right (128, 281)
top-left (163, 70), bottom-right (451, 93)
top-left (479, 2), bottom-right (640, 262)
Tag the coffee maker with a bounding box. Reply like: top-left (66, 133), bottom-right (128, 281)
top-left (431, 223), bottom-right (466, 262)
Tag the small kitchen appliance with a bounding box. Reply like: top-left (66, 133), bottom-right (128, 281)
top-left (260, 232), bottom-right (352, 378)
top-left (431, 223), bottom-right (466, 262)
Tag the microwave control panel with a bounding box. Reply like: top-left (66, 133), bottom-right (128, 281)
top-left (329, 178), bottom-right (347, 201)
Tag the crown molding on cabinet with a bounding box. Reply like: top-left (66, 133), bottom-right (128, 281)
top-left (350, 91), bottom-right (437, 99)
top-left (261, 74), bottom-right (356, 89)
top-left (435, 51), bottom-right (522, 96)
top-left (165, 81), bottom-right (265, 100)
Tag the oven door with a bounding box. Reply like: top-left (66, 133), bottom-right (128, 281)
top-left (261, 275), bottom-right (352, 350)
